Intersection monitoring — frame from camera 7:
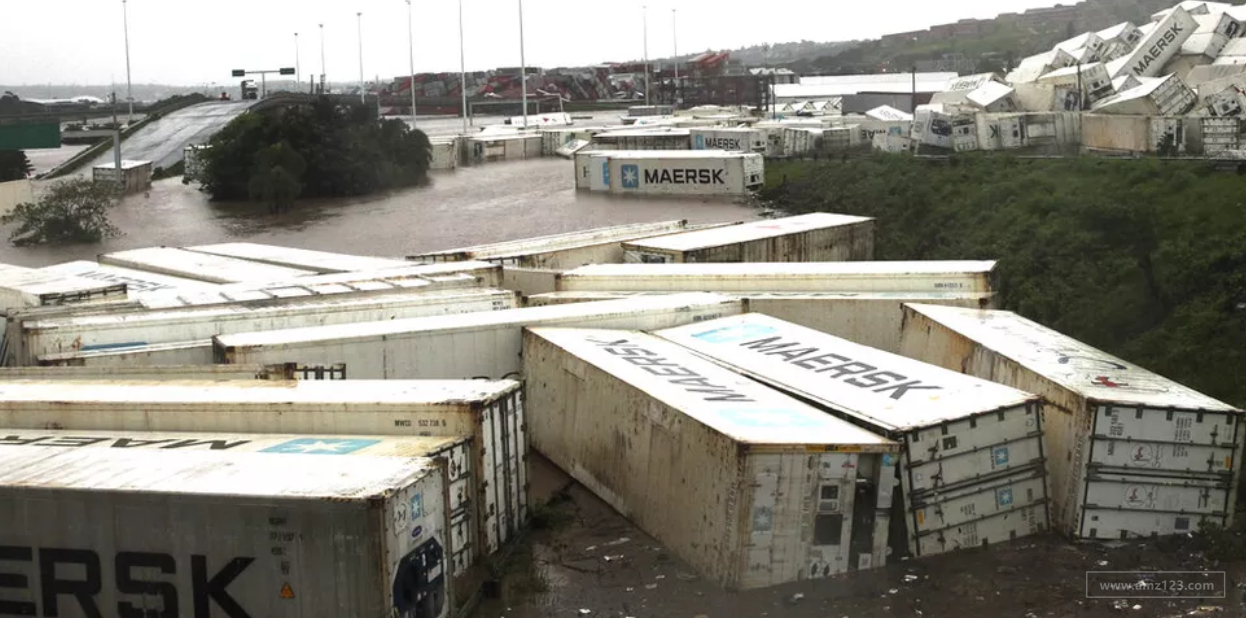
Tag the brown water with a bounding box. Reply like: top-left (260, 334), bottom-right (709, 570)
top-left (0, 158), bottom-right (760, 268)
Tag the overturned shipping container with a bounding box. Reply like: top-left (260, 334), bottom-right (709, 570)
top-left (0, 446), bottom-right (455, 618)
top-left (98, 247), bottom-right (318, 284)
top-left (407, 220), bottom-right (692, 268)
top-left (0, 263), bottom-right (127, 310)
top-left (0, 362), bottom-right (300, 380)
top-left (214, 293), bottom-right (743, 379)
top-left (555, 261), bottom-right (997, 294)
top-left (605, 151), bottom-right (764, 197)
top-left (40, 260), bottom-right (219, 296)
top-left (1110, 6), bottom-right (1198, 79)
top-left (656, 314), bottom-right (1048, 558)
top-left (898, 304), bottom-right (1244, 539)
top-left (0, 378), bottom-right (526, 560)
top-left (185, 242), bottom-right (410, 274)
top-left (523, 327), bottom-right (899, 589)
top-left (621, 213), bottom-right (875, 264)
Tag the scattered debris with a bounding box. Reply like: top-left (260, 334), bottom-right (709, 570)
top-left (644, 584), bottom-right (658, 590)
top-left (655, 575), bottom-right (665, 580)
top-left (904, 574), bottom-right (920, 582)
top-left (602, 555), bottom-right (623, 562)
top-left (578, 610), bottom-right (591, 616)
top-left (1097, 560), bottom-right (1110, 567)
top-left (603, 537), bottom-right (631, 547)
top-left (1113, 599), bottom-right (1131, 610)
top-left (888, 589), bottom-right (899, 595)
top-left (786, 593), bottom-right (805, 606)
top-left (996, 565), bottom-right (1017, 574)
top-left (584, 546), bottom-right (597, 552)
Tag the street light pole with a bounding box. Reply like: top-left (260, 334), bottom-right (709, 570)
top-left (406, 0), bottom-right (417, 127)
top-left (519, 0), bottom-right (528, 129)
top-left (121, 0), bottom-right (134, 124)
top-left (672, 8), bottom-right (679, 107)
top-left (319, 23), bottom-right (326, 93)
top-left (643, 5), bottom-right (650, 107)
top-left (295, 32), bottom-right (301, 90)
top-left (356, 12), bottom-right (365, 105)
top-left (459, 0), bottom-right (469, 132)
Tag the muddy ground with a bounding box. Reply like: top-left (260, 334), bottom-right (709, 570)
top-left (474, 455), bottom-right (1246, 618)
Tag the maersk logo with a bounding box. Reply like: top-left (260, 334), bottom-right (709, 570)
top-left (694, 135), bottom-right (706, 149)
top-left (261, 438), bottom-right (381, 455)
top-left (621, 164), bottom-right (641, 189)
top-left (601, 161), bottom-right (611, 187)
top-left (692, 324), bottom-right (778, 344)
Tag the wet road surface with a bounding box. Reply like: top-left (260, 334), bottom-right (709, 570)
top-left (81, 100), bottom-right (259, 171)
top-left (0, 158), bottom-right (758, 267)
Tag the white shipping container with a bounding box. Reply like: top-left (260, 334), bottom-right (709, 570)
top-left (0, 263), bottom-right (128, 310)
top-left (573, 149), bottom-right (608, 190)
top-left (36, 339), bottom-right (216, 367)
top-left (588, 153), bottom-right (612, 191)
top-left (0, 363), bottom-right (299, 380)
top-left (1037, 63), bottom-right (1115, 103)
top-left (556, 261), bottom-right (998, 294)
top-left (185, 242), bottom-right (410, 274)
top-left (524, 290), bottom-right (995, 353)
top-left (656, 314), bottom-right (1048, 557)
top-left (40, 260), bottom-right (218, 295)
top-left (1098, 21), bottom-right (1144, 61)
top-left (975, 114), bottom-right (1028, 151)
top-left (502, 267), bottom-right (560, 298)
top-left (911, 106), bottom-right (954, 149)
top-left (606, 151), bottom-right (764, 196)
top-left (99, 247), bottom-right (318, 284)
top-left (408, 220), bottom-right (692, 269)
top-left (689, 127), bottom-right (767, 153)
top-left (0, 429), bottom-right (477, 579)
top-left (467, 134), bottom-right (542, 163)
top-left (1111, 7), bottom-right (1198, 79)
top-left (898, 304), bottom-right (1245, 540)
top-left (430, 137), bottom-right (460, 170)
top-left (11, 288), bottom-right (518, 366)
top-left (523, 327), bottom-right (898, 589)
top-left (0, 378), bottom-right (527, 558)
top-left (215, 293), bottom-right (744, 379)
top-left (0, 447), bottom-right (455, 618)
top-left (590, 128), bottom-right (691, 151)
top-left (966, 81), bottom-right (1020, 113)
top-left (621, 213), bottom-right (875, 264)
top-left (1092, 74), bottom-right (1198, 116)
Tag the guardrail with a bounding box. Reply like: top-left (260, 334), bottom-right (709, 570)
top-left (41, 96), bottom-right (210, 179)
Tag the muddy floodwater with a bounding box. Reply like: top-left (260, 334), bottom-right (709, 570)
top-left (0, 158), bottom-right (760, 267)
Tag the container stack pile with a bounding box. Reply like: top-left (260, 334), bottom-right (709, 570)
top-left (0, 209), bottom-right (1240, 605)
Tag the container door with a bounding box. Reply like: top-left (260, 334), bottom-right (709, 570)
top-left (807, 453), bottom-right (855, 578)
top-left (849, 454), bottom-right (880, 572)
top-left (478, 403), bottom-right (502, 555)
top-left (908, 466), bottom-right (1049, 557)
top-left (443, 441), bottom-right (476, 577)
top-left (1081, 473), bottom-right (1231, 539)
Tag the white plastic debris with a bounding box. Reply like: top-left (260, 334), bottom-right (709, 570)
top-left (904, 575), bottom-right (919, 582)
top-left (1097, 560), bottom-right (1110, 566)
top-left (655, 575), bottom-right (665, 580)
top-left (604, 537), bottom-right (631, 547)
top-left (889, 588), bottom-right (899, 594)
top-left (584, 546), bottom-right (597, 552)
top-left (578, 610), bottom-right (591, 616)
top-left (644, 583), bottom-right (658, 590)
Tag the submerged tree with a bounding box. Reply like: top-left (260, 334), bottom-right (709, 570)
top-left (248, 141), bottom-right (306, 214)
top-left (1, 177), bottom-right (120, 246)
top-left (0, 150), bottom-right (33, 182)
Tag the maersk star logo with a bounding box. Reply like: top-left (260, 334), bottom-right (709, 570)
top-left (694, 135), bottom-right (705, 149)
top-left (621, 164), bottom-right (640, 189)
top-left (261, 438), bottom-right (381, 455)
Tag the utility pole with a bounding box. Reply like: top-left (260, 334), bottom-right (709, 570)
top-left (459, 0), bottom-right (469, 132)
top-left (357, 12), bottom-right (366, 105)
top-left (121, 0), bottom-right (134, 124)
top-left (672, 8), bottom-right (679, 107)
top-left (319, 23), bottom-right (326, 94)
top-left (910, 66), bottom-right (917, 114)
top-left (295, 32), bottom-right (301, 88)
top-left (643, 5), bottom-right (650, 106)
top-left (406, 0), bottom-right (418, 127)
top-left (519, 0), bottom-right (528, 129)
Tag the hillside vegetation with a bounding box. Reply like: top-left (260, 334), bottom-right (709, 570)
top-left (761, 155), bottom-right (1246, 406)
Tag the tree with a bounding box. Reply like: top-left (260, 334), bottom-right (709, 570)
top-left (248, 142), bottom-right (306, 214)
top-left (0, 150), bottom-right (33, 182)
top-left (0, 177), bottom-right (120, 246)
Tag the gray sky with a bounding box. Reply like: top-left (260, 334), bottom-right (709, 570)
top-left (2, 0), bottom-right (1071, 86)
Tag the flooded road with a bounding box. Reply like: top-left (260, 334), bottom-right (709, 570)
top-left (0, 158), bottom-right (759, 267)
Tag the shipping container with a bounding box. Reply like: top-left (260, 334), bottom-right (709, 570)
top-left (655, 314), bottom-right (1049, 558)
top-left (0, 429), bottom-right (477, 580)
top-left (524, 290), bottom-right (995, 353)
top-left (975, 114), bottom-right (1028, 151)
top-left (688, 127), bottom-right (767, 153)
top-left (556, 261), bottom-right (998, 294)
top-left (965, 81), bottom-right (1020, 113)
top-left (1036, 63), bottom-right (1115, 103)
top-left (621, 213), bottom-right (875, 264)
top-left (0, 378), bottom-right (527, 559)
top-left (430, 137), bottom-right (460, 170)
top-left (91, 159), bottom-right (152, 194)
top-left (863, 105), bottom-right (914, 121)
top-left (185, 242), bottom-right (410, 274)
top-left (523, 327), bottom-right (898, 589)
top-left (1097, 21), bottom-right (1145, 61)
top-left (40, 260), bottom-right (219, 296)
top-left (407, 220), bottom-right (691, 268)
top-left (911, 106), bottom-right (955, 150)
top-left (0, 263), bottom-right (128, 311)
top-left (214, 292), bottom-right (743, 379)
top-left (9, 288), bottom-right (518, 366)
top-left (99, 247), bottom-right (318, 284)
top-left (1166, 32), bottom-right (1231, 80)
top-left (605, 151), bottom-right (764, 196)
top-left (573, 149), bottom-right (608, 190)
top-left (898, 304), bottom-right (1245, 540)
top-left (1055, 32), bottom-right (1107, 56)
top-left (0, 446), bottom-right (454, 618)
top-left (850, 119), bottom-right (912, 145)
top-left (502, 267), bottom-right (559, 298)
top-left (588, 152), bottom-right (612, 191)
top-left (1111, 7), bottom-right (1198, 79)
top-left (37, 339), bottom-right (216, 367)
top-left (590, 128), bottom-right (692, 151)
top-left (1213, 37), bottom-right (1246, 64)
top-left (1013, 83), bottom-right (1082, 113)
top-left (0, 363), bottom-right (299, 380)
top-left (466, 133), bottom-right (542, 164)
top-left (1092, 74), bottom-right (1198, 116)
top-left (540, 126), bottom-right (608, 157)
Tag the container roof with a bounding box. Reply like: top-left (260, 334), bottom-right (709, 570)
top-left (216, 292), bottom-right (736, 348)
top-left (0, 379), bottom-right (520, 406)
top-left (410, 221), bottom-right (689, 260)
top-left (99, 247), bottom-right (317, 284)
top-left (903, 304), bottom-right (1239, 410)
top-left (527, 327), bottom-right (897, 448)
top-left (0, 447), bottom-right (435, 500)
top-left (0, 263), bottom-right (125, 298)
top-left (186, 243), bottom-right (409, 273)
top-left (1096, 21), bottom-right (1136, 40)
top-left (0, 429), bottom-right (465, 457)
top-left (656, 314), bottom-right (1037, 433)
top-left (624, 213), bottom-right (873, 253)
top-left (563, 261), bottom-right (996, 277)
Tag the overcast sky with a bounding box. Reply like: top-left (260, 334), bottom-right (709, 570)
top-left (2, 0), bottom-right (1071, 86)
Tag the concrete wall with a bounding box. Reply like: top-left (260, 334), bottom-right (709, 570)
top-left (0, 179), bottom-right (34, 217)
